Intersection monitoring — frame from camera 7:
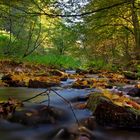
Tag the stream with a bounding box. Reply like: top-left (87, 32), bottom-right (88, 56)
top-left (0, 71), bottom-right (140, 140)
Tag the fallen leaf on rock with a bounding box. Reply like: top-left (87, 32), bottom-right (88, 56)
top-left (99, 72), bottom-right (129, 84)
top-left (87, 91), bottom-right (140, 128)
top-left (72, 78), bottom-right (108, 89)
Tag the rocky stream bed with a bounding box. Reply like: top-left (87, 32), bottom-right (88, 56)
top-left (0, 61), bottom-right (140, 140)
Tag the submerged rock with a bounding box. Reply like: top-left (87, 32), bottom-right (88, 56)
top-left (9, 104), bottom-right (68, 126)
top-left (48, 120), bottom-right (95, 140)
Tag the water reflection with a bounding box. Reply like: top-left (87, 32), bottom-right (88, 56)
top-left (0, 87), bottom-right (45, 101)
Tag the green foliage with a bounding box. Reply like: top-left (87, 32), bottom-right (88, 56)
top-left (0, 34), bottom-right (9, 41)
top-left (23, 54), bottom-right (80, 69)
top-left (0, 0), bottom-right (61, 57)
top-left (80, 0), bottom-right (139, 64)
top-left (48, 22), bottom-right (78, 55)
top-left (0, 33), bottom-right (9, 50)
top-left (137, 65), bottom-right (140, 77)
top-left (0, 30), bottom-right (28, 57)
top-left (85, 59), bottom-right (106, 69)
top-left (0, 31), bottom-right (14, 55)
top-left (81, 58), bottom-right (120, 71)
top-left (0, 0), bottom-right (139, 70)
top-left (83, 59), bottom-right (109, 70)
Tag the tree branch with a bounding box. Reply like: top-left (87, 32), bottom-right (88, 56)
top-left (0, 0), bottom-right (131, 18)
top-left (92, 23), bottom-right (134, 35)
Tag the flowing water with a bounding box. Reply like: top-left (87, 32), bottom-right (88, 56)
top-left (0, 72), bottom-right (140, 140)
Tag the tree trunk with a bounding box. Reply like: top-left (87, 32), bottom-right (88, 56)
top-left (124, 34), bottom-right (131, 60)
top-left (131, 0), bottom-right (140, 59)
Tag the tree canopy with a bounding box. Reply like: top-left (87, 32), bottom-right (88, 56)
top-left (0, 0), bottom-right (139, 69)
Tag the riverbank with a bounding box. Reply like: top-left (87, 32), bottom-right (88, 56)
top-left (0, 60), bottom-right (140, 89)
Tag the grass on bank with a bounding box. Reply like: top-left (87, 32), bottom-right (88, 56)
top-left (23, 55), bottom-right (120, 71)
top-left (0, 54), bottom-right (123, 71)
top-left (23, 54), bottom-right (81, 69)
top-left (0, 52), bottom-right (139, 72)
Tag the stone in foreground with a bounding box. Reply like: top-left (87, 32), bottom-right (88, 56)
top-left (87, 92), bottom-right (140, 128)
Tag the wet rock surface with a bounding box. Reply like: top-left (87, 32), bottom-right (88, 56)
top-left (94, 100), bottom-right (140, 128)
top-left (0, 61), bottom-right (69, 88)
top-left (127, 87), bottom-right (140, 97)
top-left (28, 79), bottom-right (60, 88)
top-left (87, 91), bottom-right (140, 129)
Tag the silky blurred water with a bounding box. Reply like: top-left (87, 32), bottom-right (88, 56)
top-left (0, 74), bottom-right (140, 140)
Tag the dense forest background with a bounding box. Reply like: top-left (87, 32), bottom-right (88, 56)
top-left (0, 0), bottom-right (140, 71)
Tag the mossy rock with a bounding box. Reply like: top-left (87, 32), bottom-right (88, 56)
top-left (87, 93), bottom-right (140, 128)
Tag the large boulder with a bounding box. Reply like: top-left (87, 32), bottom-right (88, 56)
top-left (87, 92), bottom-right (140, 128)
top-left (94, 99), bottom-right (140, 128)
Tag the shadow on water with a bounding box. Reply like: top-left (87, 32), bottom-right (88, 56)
top-left (0, 87), bottom-right (140, 140)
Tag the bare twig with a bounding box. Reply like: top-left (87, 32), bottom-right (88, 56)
top-left (22, 10), bottom-right (43, 57)
top-left (22, 89), bottom-right (48, 102)
top-left (23, 20), bottom-right (36, 57)
top-left (0, 0), bottom-right (131, 18)
top-left (12, 18), bottom-right (26, 44)
top-left (48, 88), bottom-right (80, 126)
top-left (23, 33), bottom-right (48, 58)
top-left (22, 88), bottom-right (80, 126)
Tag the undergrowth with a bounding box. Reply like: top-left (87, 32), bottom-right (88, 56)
top-left (23, 54), bottom-right (80, 69)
